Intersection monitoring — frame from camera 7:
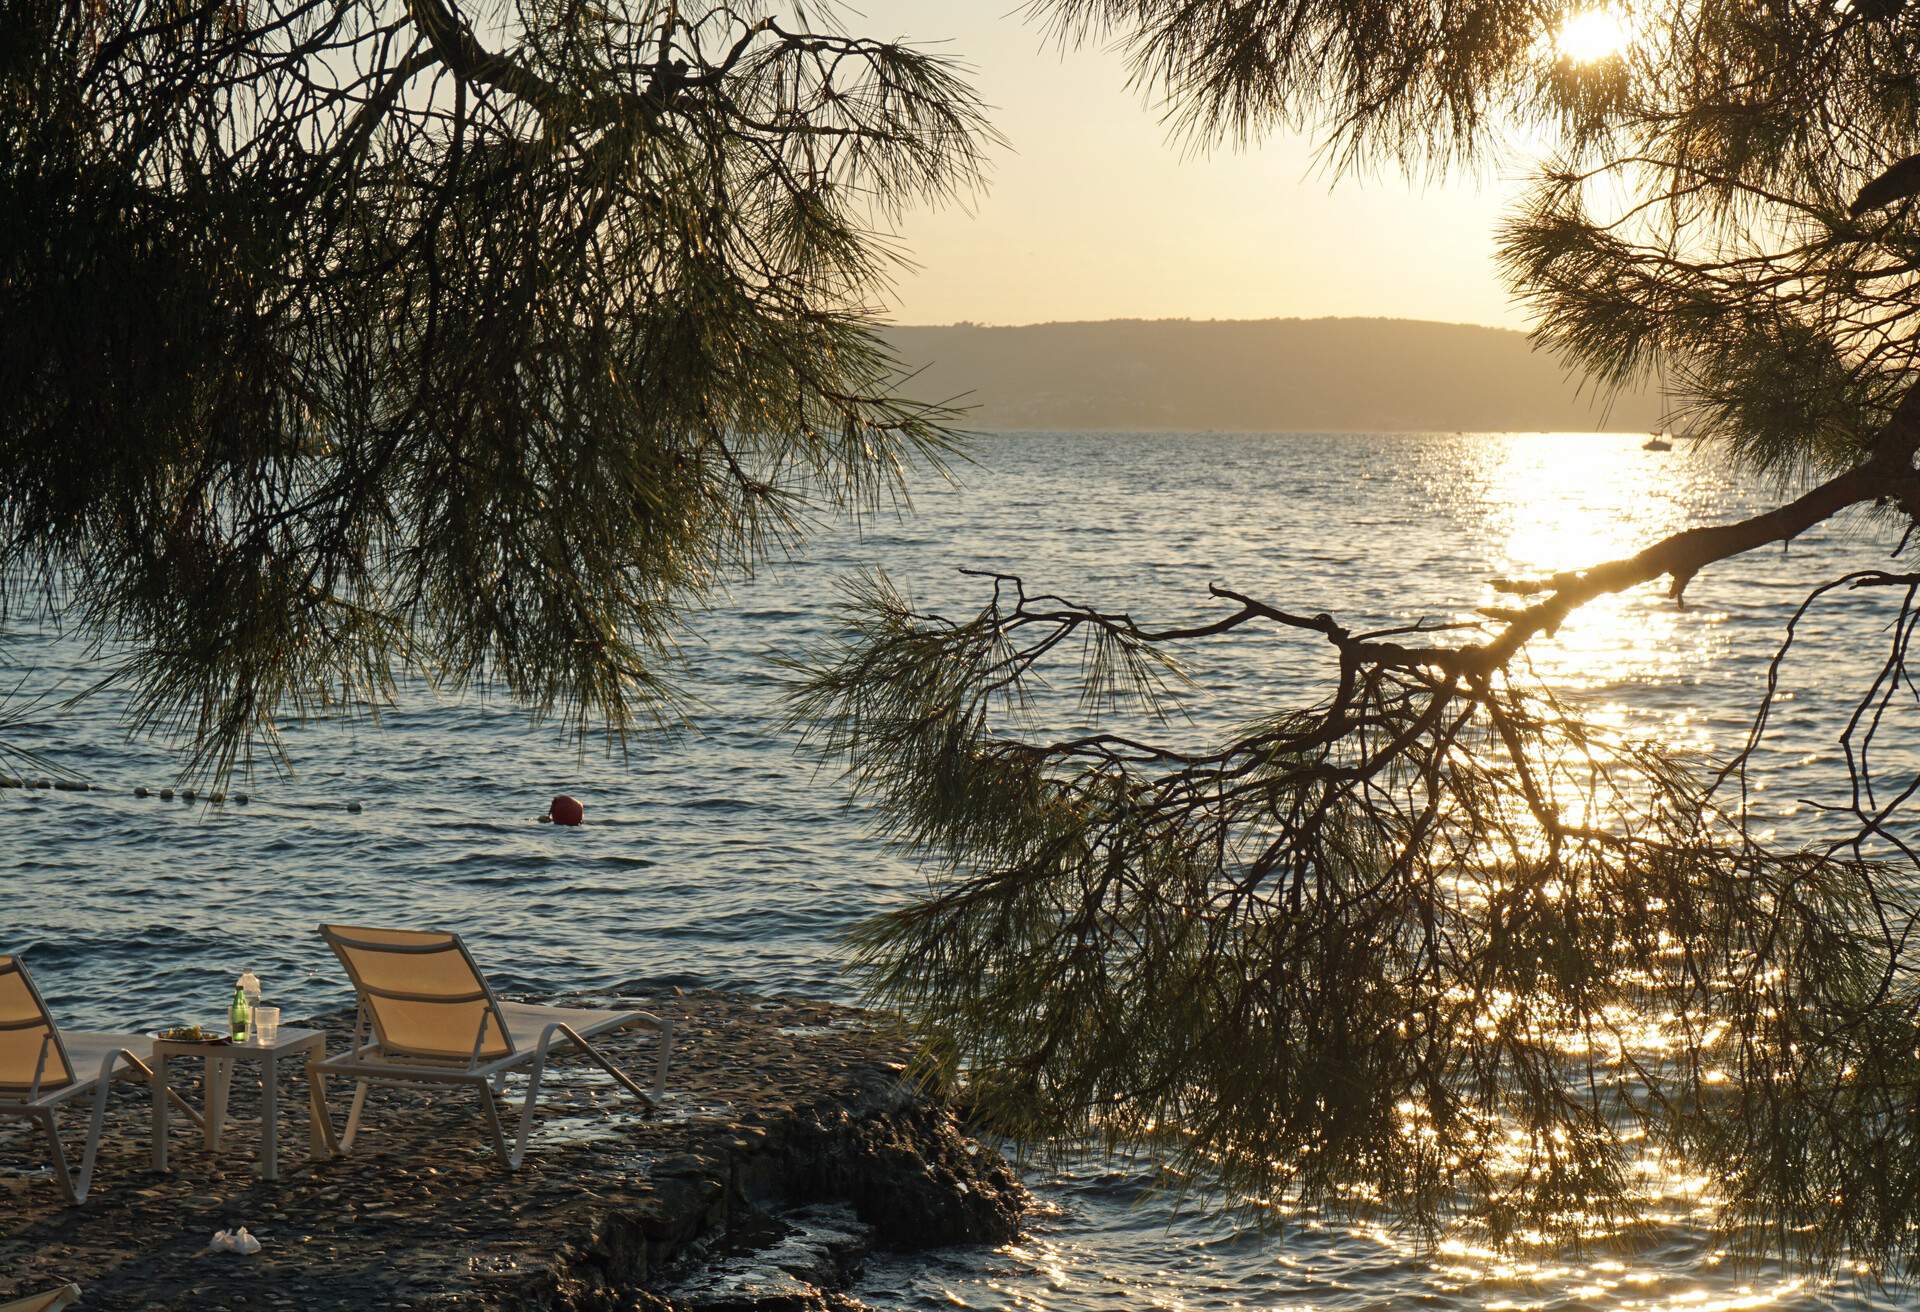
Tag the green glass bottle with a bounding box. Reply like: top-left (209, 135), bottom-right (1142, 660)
top-left (229, 981), bottom-right (250, 1043)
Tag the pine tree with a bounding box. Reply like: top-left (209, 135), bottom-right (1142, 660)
top-left (0, 0), bottom-right (993, 779)
top-left (793, 0), bottom-right (1920, 1270)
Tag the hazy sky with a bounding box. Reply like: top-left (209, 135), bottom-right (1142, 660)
top-left (861, 2), bottom-right (1532, 330)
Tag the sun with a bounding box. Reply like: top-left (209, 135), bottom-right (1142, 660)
top-left (1555, 8), bottom-right (1630, 63)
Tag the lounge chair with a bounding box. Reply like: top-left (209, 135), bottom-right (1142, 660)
top-left (0, 955), bottom-right (200, 1205)
top-left (310, 924), bottom-right (672, 1170)
top-left (0, 1284), bottom-right (82, 1312)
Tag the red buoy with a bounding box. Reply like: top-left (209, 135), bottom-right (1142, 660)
top-left (548, 794), bottom-right (585, 826)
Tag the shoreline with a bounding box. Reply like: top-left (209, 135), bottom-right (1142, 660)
top-left (0, 991), bottom-right (1024, 1311)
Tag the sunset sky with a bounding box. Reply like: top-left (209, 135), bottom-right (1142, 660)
top-left (866, 1), bottom-right (1531, 331)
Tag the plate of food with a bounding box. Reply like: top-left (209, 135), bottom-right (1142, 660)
top-left (151, 1024), bottom-right (231, 1045)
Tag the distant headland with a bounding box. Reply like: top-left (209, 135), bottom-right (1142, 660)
top-left (884, 317), bottom-right (1663, 434)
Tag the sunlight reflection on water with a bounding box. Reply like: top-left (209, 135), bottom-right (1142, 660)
top-left (1476, 434), bottom-right (1727, 693)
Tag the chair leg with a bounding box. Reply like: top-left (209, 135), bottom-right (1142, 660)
top-left (69, 1076), bottom-right (117, 1205)
top-left (341, 1079), bottom-right (371, 1152)
top-left (476, 1080), bottom-right (518, 1170)
top-left (573, 1033), bottom-right (656, 1110)
top-left (652, 1018), bottom-right (673, 1102)
top-left (494, 1022), bottom-right (664, 1172)
top-left (505, 1042), bottom-right (561, 1171)
top-left (36, 1052), bottom-right (154, 1208)
top-left (38, 1108), bottom-right (78, 1206)
top-left (307, 1059), bottom-right (340, 1159)
top-left (35, 1075), bottom-right (111, 1208)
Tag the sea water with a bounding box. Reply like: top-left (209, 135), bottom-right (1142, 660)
top-left (4, 431), bottom-right (1913, 1310)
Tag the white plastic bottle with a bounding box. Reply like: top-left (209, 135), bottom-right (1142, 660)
top-left (235, 971), bottom-right (261, 1042)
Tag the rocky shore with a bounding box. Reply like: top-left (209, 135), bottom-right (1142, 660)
top-left (0, 991), bottom-right (1025, 1310)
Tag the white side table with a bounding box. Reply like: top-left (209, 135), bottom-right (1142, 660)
top-left (150, 1028), bottom-right (333, 1181)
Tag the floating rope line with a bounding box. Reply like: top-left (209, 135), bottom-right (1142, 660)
top-left (0, 776), bottom-right (252, 803)
top-left (0, 776), bottom-right (369, 811)
top-left (0, 780), bottom-right (604, 824)
top-left (0, 776), bottom-right (571, 821)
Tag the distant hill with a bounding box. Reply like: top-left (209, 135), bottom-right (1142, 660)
top-left (883, 318), bottom-right (1661, 433)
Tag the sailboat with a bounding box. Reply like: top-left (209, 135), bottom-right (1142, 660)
top-left (1643, 431), bottom-right (1673, 451)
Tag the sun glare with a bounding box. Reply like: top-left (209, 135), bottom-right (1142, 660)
top-left (1555, 8), bottom-right (1629, 63)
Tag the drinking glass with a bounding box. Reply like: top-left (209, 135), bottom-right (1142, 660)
top-left (253, 1006), bottom-right (281, 1046)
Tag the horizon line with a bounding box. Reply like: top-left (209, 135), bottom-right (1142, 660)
top-left (887, 314), bottom-right (1526, 333)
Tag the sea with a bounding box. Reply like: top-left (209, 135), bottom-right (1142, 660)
top-left (6, 429), bottom-right (1919, 1311)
